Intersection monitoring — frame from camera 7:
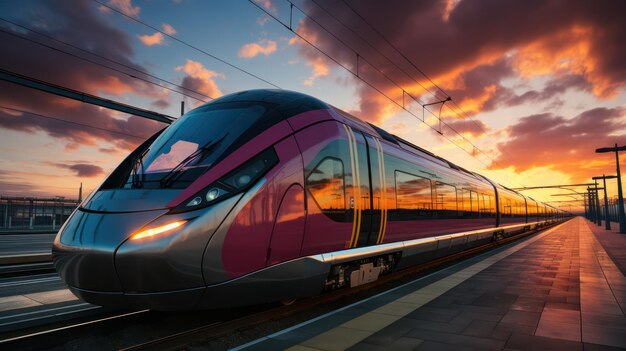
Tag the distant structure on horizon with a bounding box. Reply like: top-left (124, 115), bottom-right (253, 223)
top-left (0, 183), bottom-right (82, 232)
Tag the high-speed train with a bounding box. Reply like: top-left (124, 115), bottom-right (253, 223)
top-left (52, 90), bottom-right (567, 310)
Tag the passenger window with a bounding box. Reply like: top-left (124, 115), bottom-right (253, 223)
top-left (307, 158), bottom-right (345, 211)
top-left (395, 171), bottom-right (432, 211)
top-left (485, 195), bottom-right (494, 216)
top-left (470, 191), bottom-right (478, 213)
top-left (480, 194), bottom-right (486, 214)
top-left (462, 189), bottom-right (472, 215)
top-left (434, 182), bottom-right (457, 212)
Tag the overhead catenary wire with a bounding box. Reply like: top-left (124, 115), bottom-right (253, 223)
top-left (283, 0), bottom-right (525, 188)
top-left (303, 0), bottom-right (496, 165)
top-left (0, 105), bottom-right (147, 140)
top-left (49, 0), bottom-right (525, 190)
top-left (249, 0), bottom-right (499, 172)
top-left (275, 1), bottom-right (492, 161)
top-left (337, 0), bottom-right (511, 176)
top-left (308, 0), bottom-right (439, 104)
top-left (339, 0), bottom-right (492, 145)
top-left (98, 0), bottom-right (498, 174)
top-left (93, 0), bottom-right (281, 90)
top-left (0, 19), bottom-right (211, 103)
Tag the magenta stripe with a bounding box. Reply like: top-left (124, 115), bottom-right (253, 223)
top-left (167, 108), bottom-right (338, 209)
top-left (166, 121), bottom-right (294, 208)
top-left (286, 109), bottom-right (333, 131)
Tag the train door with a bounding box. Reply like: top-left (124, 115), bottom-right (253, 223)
top-left (363, 134), bottom-right (386, 246)
top-left (346, 128), bottom-right (373, 248)
top-left (296, 121), bottom-right (372, 254)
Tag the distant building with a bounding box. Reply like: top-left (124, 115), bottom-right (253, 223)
top-left (0, 196), bottom-right (79, 232)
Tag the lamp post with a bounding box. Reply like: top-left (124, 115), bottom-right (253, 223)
top-left (593, 181), bottom-right (603, 226)
top-left (596, 144), bottom-right (626, 233)
top-left (582, 192), bottom-right (588, 219)
top-left (592, 175), bottom-right (617, 230)
top-left (586, 188), bottom-right (593, 221)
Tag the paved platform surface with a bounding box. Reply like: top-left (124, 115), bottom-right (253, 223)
top-left (588, 220), bottom-right (626, 275)
top-left (235, 218), bottom-right (626, 350)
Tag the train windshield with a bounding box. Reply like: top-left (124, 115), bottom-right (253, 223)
top-left (127, 101), bottom-right (270, 188)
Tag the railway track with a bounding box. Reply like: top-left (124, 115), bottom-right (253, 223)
top-left (1, 220), bottom-right (566, 351)
top-left (0, 262), bottom-right (55, 278)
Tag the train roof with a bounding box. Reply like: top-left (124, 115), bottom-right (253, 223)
top-left (205, 90), bottom-right (553, 210)
top-left (207, 89), bottom-right (329, 117)
top-left (211, 90), bottom-right (488, 184)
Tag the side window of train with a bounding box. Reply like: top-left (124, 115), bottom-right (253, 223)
top-left (485, 195), bottom-right (495, 217)
top-left (479, 194), bottom-right (487, 214)
top-left (306, 157), bottom-right (346, 214)
top-left (395, 171), bottom-right (432, 219)
top-left (456, 189), bottom-right (464, 216)
top-left (470, 191), bottom-right (479, 214)
top-left (462, 189), bottom-right (472, 216)
top-left (434, 182), bottom-right (457, 218)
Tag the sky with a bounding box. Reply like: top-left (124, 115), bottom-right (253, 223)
top-left (0, 0), bottom-right (625, 213)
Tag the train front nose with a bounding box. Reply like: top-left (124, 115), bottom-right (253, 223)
top-left (52, 208), bottom-right (168, 293)
top-left (52, 189), bottom-right (242, 310)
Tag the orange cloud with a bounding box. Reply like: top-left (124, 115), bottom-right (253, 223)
top-left (100, 0), bottom-right (140, 18)
top-left (254, 0), bottom-right (277, 14)
top-left (303, 56), bottom-right (330, 86)
top-left (138, 32), bottom-right (164, 46)
top-left (238, 39), bottom-right (277, 58)
top-left (491, 107), bottom-right (626, 182)
top-left (287, 25), bottom-right (332, 86)
top-left (442, 0), bottom-right (461, 22)
top-left (175, 59), bottom-right (224, 99)
top-left (455, 84), bottom-right (497, 115)
top-left (162, 23), bottom-right (176, 35)
top-left (87, 75), bottom-right (135, 96)
top-left (513, 26), bottom-right (618, 98)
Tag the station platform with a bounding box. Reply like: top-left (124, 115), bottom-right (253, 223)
top-left (234, 217), bottom-right (626, 351)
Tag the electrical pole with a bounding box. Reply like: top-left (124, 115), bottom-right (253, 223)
top-left (596, 144), bottom-right (626, 233)
top-left (593, 175), bottom-right (617, 230)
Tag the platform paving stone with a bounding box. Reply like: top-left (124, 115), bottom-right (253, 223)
top-left (235, 218), bottom-right (626, 350)
top-left (589, 221), bottom-right (626, 275)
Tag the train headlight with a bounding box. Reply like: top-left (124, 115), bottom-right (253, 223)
top-left (236, 175), bottom-right (251, 187)
top-left (205, 188), bottom-right (221, 201)
top-left (171, 147), bottom-right (278, 213)
top-left (131, 220), bottom-right (186, 240)
top-left (186, 196), bottom-right (202, 207)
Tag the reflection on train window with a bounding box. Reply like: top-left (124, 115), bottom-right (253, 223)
top-left (434, 182), bottom-right (457, 212)
top-left (479, 193), bottom-right (487, 214)
top-left (504, 199), bottom-right (512, 217)
top-left (462, 189), bottom-right (472, 214)
top-left (395, 171), bottom-right (432, 210)
top-left (483, 194), bottom-right (494, 216)
top-left (470, 191), bottom-right (479, 213)
top-left (146, 140), bottom-right (198, 173)
top-left (307, 158), bottom-right (345, 211)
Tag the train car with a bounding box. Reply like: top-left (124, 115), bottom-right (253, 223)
top-left (52, 90), bottom-right (567, 310)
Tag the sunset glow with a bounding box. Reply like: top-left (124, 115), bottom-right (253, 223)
top-left (1, 0), bottom-right (625, 214)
